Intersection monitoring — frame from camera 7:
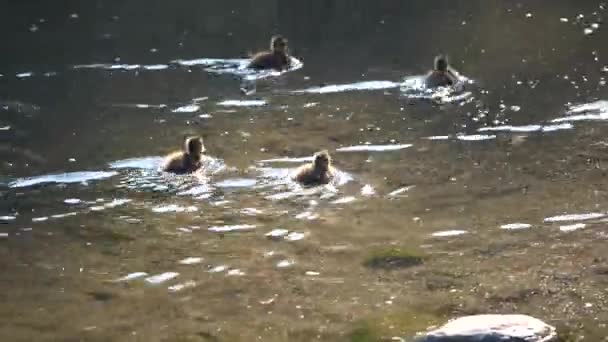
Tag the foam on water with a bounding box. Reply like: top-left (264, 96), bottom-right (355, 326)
top-left (336, 144), bottom-right (413, 152)
top-left (292, 81), bottom-right (400, 94)
top-left (10, 171), bottom-right (118, 188)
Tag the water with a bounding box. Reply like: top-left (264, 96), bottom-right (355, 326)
top-left (2, 1), bottom-right (608, 341)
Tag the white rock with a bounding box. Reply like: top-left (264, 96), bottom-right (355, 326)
top-left (418, 314), bottom-right (557, 342)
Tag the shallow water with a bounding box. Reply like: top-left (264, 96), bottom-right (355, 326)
top-left (2, 1), bottom-right (608, 341)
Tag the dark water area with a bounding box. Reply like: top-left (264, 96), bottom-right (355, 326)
top-left (2, 1), bottom-right (608, 341)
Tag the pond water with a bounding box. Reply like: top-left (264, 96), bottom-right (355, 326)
top-left (2, 1), bottom-right (608, 341)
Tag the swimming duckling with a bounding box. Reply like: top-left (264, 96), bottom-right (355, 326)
top-left (293, 150), bottom-right (335, 186)
top-left (161, 136), bottom-right (205, 174)
top-left (248, 35), bottom-right (291, 71)
top-left (425, 55), bottom-right (459, 88)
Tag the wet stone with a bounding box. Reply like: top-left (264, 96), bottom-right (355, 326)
top-left (417, 314), bottom-right (557, 342)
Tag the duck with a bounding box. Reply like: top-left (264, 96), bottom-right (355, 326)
top-left (293, 150), bottom-right (335, 186)
top-left (248, 35), bottom-right (291, 71)
top-left (424, 55), bottom-right (459, 88)
top-left (161, 136), bottom-right (206, 174)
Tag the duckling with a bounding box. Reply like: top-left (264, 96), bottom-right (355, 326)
top-left (161, 136), bottom-right (205, 174)
top-left (425, 55), bottom-right (459, 88)
top-left (248, 35), bottom-right (291, 71)
top-left (293, 150), bottom-right (335, 186)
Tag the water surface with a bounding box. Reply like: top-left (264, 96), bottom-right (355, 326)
top-left (2, 1), bottom-right (608, 341)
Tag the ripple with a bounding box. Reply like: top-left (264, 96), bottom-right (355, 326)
top-left (277, 260), bottom-right (295, 268)
top-left (142, 64), bottom-right (169, 70)
top-left (387, 186), bottom-right (415, 197)
top-left (479, 125), bottom-right (543, 133)
top-left (424, 135), bottom-right (451, 140)
top-left (145, 272), bottom-right (179, 284)
top-left (73, 63), bottom-right (168, 71)
top-left (50, 212), bottom-right (78, 219)
top-left (216, 178), bottom-right (257, 188)
top-left (361, 184), bottom-right (376, 196)
top-left (10, 171), bottom-right (118, 188)
top-left (178, 257), bottom-right (203, 265)
top-left (208, 265), bottom-right (228, 273)
top-left (543, 212), bottom-right (605, 222)
top-left (64, 198), bottom-right (82, 205)
top-left (295, 211), bottom-right (319, 220)
top-left (541, 123), bottom-right (573, 132)
top-left (168, 280), bottom-right (196, 292)
top-left (208, 224), bottom-right (256, 233)
top-left (560, 223), bottom-right (586, 232)
top-left (151, 204), bottom-right (197, 213)
top-left (0, 215), bottom-right (16, 221)
top-left (432, 230), bottom-right (468, 237)
top-left (16, 72), bottom-right (34, 78)
top-left (226, 269), bottom-right (245, 276)
top-left (217, 100), bottom-right (267, 107)
top-left (331, 196), bottom-right (357, 204)
top-left (456, 134), bottom-right (496, 141)
top-left (172, 56), bottom-right (303, 81)
top-left (292, 80), bottom-right (400, 94)
top-left (113, 272), bottom-right (148, 282)
top-left (478, 123), bottom-right (573, 133)
top-left (501, 223), bottom-right (532, 230)
top-left (285, 232), bottom-right (306, 241)
top-left (400, 75), bottom-right (474, 104)
top-left (552, 101), bottom-right (608, 122)
top-left (265, 229), bottom-right (289, 239)
top-left (258, 156), bottom-right (314, 164)
top-left (171, 104), bottom-right (200, 113)
top-left (336, 144), bottom-right (412, 152)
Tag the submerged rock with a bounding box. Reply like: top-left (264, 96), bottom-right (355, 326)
top-left (418, 314), bottom-right (557, 342)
